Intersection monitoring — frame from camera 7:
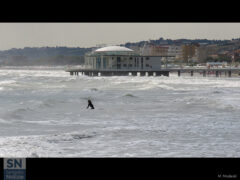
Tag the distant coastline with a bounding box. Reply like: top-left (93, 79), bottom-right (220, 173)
top-left (0, 37), bottom-right (240, 66)
top-left (0, 65), bottom-right (66, 70)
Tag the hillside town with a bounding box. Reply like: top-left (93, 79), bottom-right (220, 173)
top-left (0, 38), bottom-right (240, 67)
top-left (124, 38), bottom-right (240, 68)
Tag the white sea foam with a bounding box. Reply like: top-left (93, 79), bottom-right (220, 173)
top-left (0, 67), bottom-right (240, 157)
top-left (0, 80), bottom-right (16, 85)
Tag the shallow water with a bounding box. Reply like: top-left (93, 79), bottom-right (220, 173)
top-left (0, 67), bottom-right (240, 157)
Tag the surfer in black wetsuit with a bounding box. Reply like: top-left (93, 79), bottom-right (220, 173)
top-left (87, 100), bottom-right (94, 109)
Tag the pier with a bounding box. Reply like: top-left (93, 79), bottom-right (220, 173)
top-left (66, 68), bottom-right (240, 77)
top-left (171, 68), bottom-right (240, 77)
top-left (66, 45), bottom-right (240, 78)
top-left (66, 69), bottom-right (170, 76)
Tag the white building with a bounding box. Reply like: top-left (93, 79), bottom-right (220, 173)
top-left (168, 45), bottom-right (182, 59)
top-left (84, 46), bottom-right (163, 70)
top-left (206, 62), bottom-right (227, 68)
top-left (139, 44), bottom-right (182, 62)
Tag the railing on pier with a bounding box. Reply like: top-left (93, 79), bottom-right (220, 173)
top-left (65, 66), bottom-right (240, 77)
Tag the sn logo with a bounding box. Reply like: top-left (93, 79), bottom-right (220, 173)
top-left (4, 158), bottom-right (26, 170)
top-left (7, 159), bottom-right (23, 168)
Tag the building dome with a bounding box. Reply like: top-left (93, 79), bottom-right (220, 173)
top-left (89, 45), bottom-right (139, 56)
top-left (95, 46), bottom-right (134, 52)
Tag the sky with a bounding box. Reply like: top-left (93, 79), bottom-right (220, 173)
top-left (0, 23), bottom-right (240, 50)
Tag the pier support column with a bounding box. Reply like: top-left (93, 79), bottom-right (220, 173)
top-left (93, 72), bottom-right (98, 76)
top-left (131, 72), bottom-right (137, 76)
top-left (70, 72), bottom-right (73, 76)
top-left (101, 71), bottom-right (112, 76)
top-left (190, 71), bottom-right (193, 76)
top-left (112, 71), bottom-right (128, 76)
top-left (178, 70), bottom-right (181, 77)
top-left (203, 70), bottom-right (206, 77)
top-left (148, 72), bottom-right (153, 76)
top-left (155, 72), bottom-right (161, 76)
top-left (124, 72), bottom-right (129, 76)
top-left (216, 71), bottom-right (219, 77)
top-left (100, 72), bottom-right (106, 76)
top-left (225, 71), bottom-right (227, 76)
top-left (228, 71), bottom-right (232, 77)
top-left (164, 71), bottom-right (169, 77)
top-left (140, 72), bottom-right (146, 76)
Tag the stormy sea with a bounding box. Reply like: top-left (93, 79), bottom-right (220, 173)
top-left (0, 66), bottom-right (240, 157)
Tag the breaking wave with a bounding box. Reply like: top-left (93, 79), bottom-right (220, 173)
top-left (0, 132), bottom-right (97, 157)
top-left (123, 93), bottom-right (138, 98)
top-left (46, 133), bottom-right (96, 143)
top-left (3, 107), bottom-right (35, 120)
top-left (90, 88), bottom-right (98, 91)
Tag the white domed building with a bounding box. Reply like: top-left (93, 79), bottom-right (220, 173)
top-left (85, 45), bottom-right (162, 70)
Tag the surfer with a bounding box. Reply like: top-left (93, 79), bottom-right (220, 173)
top-left (87, 99), bottom-right (95, 109)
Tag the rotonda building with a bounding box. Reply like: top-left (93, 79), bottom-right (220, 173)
top-left (84, 46), bottom-right (164, 70)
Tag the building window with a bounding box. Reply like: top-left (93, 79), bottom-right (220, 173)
top-left (96, 57), bottom-right (101, 69)
top-left (129, 64), bottom-right (132, 67)
top-left (130, 57), bottom-right (133, 60)
top-left (146, 57), bottom-right (149, 60)
top-left (117, 57), bottom-right (121, 63)
top-left (103, 57), bottom-right (107, 69)
top-left (123, 64), bottom-right (127, 67)
top-left (146, 64), bottom-right (149, 67)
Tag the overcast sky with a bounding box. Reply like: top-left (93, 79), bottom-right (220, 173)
top-left (0, 23), bottom-right (240, 50)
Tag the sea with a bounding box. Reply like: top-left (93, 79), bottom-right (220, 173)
top-left (0, 66), bottom-right (240, 157)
